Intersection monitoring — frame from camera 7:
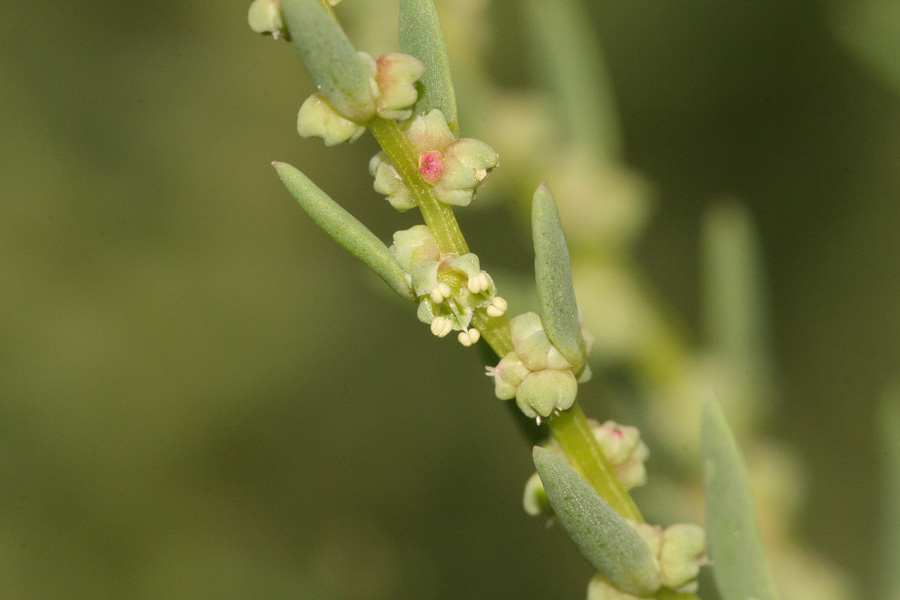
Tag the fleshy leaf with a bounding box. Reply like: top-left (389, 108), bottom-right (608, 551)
top-left (281, 0), bottom-right (375, 123)
top-left (399, 0), bottom-right (459, 136)
top-left (532, 183), bottom-right (586, 372)
top-left (533, 446), bottom-right (660, 596)
top-left (702, 397), bottom-right (778, 600)
top-left (273, 162), bottom-right (415, 302)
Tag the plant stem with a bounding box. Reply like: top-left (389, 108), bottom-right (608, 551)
top-left (368, 117), bottom-right (469, 255)
top-left (471, 310), bottom-right (512, 356)
top-left (548, 402), bottom-right (643, 522)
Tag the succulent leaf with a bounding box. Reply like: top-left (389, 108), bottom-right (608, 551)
top-left (702, 397), bottom-right (779, 600)
top-left (532, 183), bottom-right (587, 371)
top-left (533, 446), bottom-right (661, 596)
top-left (273, 162), bottom-right (415, 302)
top-left (281, 0), bottom-right (375, 122)
top-left (399, 0), bottom-right (459, 135)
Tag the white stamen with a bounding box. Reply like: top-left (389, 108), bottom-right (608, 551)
top-left (430, 317), bottom-right (452, 337)
top-left (467, 272), bottom-right (490, 294)
top-left (486, 296), bottom-right (508, 317)
top-left (535, 416), bottom-right (542, 426)
top-left (430, 287), bottom-right (444, 304)
top-left (438, 282), bottom-right (452, 298)
top-left (468, 328), bottom-right (481, 343)
top-left (458, 331), bottom-right (472, 346)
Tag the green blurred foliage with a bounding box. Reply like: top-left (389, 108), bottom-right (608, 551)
top-left (1, 0), bottom-right (899, 598)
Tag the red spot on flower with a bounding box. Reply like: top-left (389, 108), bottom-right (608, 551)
top-left (418, 151), bottom-right (444, 184)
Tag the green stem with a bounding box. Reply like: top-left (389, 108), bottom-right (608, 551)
top-left (368, 117), bottom-right (469, 255)
top-left (472, 310), bottom-right (512, 356)
top-left (547, 403), bottom-right (643, 521)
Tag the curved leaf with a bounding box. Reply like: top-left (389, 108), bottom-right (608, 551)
top-left (533, 446), bottom-right (660, 596)
top-left (532, 183), bottom-right (586, 371)
top-left (273, 162), bottom-right (415, 302)
top-left (702, 397), bottom-right (778, 600)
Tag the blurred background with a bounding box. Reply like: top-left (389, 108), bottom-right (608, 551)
top-left (2, 0), bottom-right (899, 598)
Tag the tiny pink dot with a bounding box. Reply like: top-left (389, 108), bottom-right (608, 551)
top-left (419, 151), bottom-right (445, 184)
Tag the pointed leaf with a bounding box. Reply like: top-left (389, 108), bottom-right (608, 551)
top-left (702, 397), bottom-right (778, 600)
top-left (281, 0), bottom-right (375, 123)
top-left (273, 162), bottom-right (415, 302)
top-left (532, 183), bottom-right (586, 371)
top-left (399, 0), bottom-right (459, 135)
top-left (533, 446), bottom-right (660, 596)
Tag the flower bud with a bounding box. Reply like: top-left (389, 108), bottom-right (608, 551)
top-left (592, 420), bottom-right (650, 490)
top-left (522, 471), bottom-right (551, 516)
top-left (509, 312), bottom-right (572, 372)
top-left (297, 93), bottom-right (366, 146)
top-left (370, 110), bottom-right (498, 209)
top-left (374, 53), bottom-right (425, 120)
top-left (515, 369), bottom-right (578, 419)
top-left (658, 524), bottom-right (706, 593)
top-left (370, 153), bottom-right (415, 211)
top-left (248, 0), bottom-right (288, 39)
top-left (487, 352), bottom-right (530, 400)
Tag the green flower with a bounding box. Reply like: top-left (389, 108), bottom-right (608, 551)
top-left (370, 110), bottom-right (499, 209)
top-left (297, 51), bottom-right (425, 146)
top-left (390, 225), bottom-right (505, 345)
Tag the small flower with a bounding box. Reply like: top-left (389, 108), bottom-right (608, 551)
top-left (370, 152), bottom-right (415, 211)
top-left (373, 53), bottom-right (425, 121)
top-left (391, 225), bottom-right (501, 339)
top-left (515, 368), bottom-right (578, 420)
top-left (486, 352), bottom-right (530, 400)
top-left (509, 312), bottom-right (572, 372)
top-left (628, 522), bottom-right (707, 594)
top-left (297, 51), bottom-right (424, 147)
top-left (248, 0), bottom-right (288, 40)
top-left (591, 420), bottom-right (650, 490)
top-left (522, 471), bottom-right (551, 517)
top-left (297, 93), bottom-right (367, 146)
top-left (370, 110), bottom-right (499, 209)
top-left (658, 524), bottom-right (707, 593)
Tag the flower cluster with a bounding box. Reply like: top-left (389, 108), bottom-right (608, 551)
top-left (487, 312), bottom-right (593, 421)
top-left (390, 225), bottom-right (507, 346)
top-left (370, 110), bottom-right (499, 210)
top-left (297, 52), bottom-right (425, 145)
top-left (591, 420), bottom-right (650, 490)
top-left (630, 522), bottom-right (708, 594)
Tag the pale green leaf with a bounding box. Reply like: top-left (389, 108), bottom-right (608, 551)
top-left (273, 162), bottom-right (415, 302)
top-left (533, 446), bottom-right (660, 596)
top-left (532, 183), bottom-right (586, 372)
top-left (399, 0), bottom-right (459, 135)
top-left (522, 0), bottom-right (621, 160)
top-left (702, 397), bottom-right (778, 600)
top-left (281, 0), bottom-right (375, 123)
